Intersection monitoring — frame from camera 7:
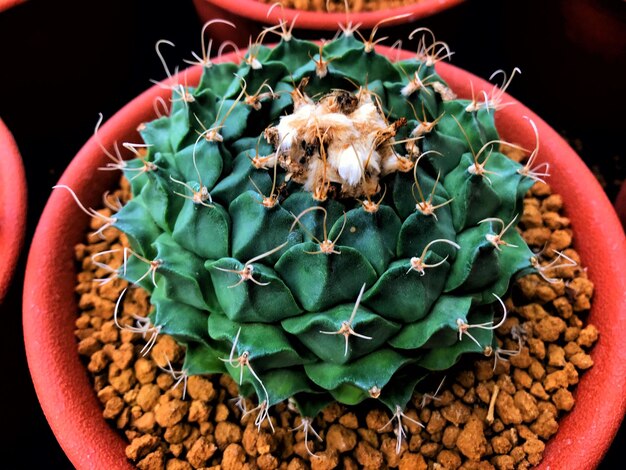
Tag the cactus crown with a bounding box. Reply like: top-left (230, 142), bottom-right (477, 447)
top-left (93, 23), bottom-right (540, 434)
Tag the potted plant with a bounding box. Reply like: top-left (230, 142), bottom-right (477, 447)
top-left (191, 0), bottom-right (465, 46)
top-left (23, 21), bottom-right (626, 470)
top-left (0, 118), bottom-right (27, 303)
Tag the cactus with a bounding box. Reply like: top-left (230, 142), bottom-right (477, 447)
top-left (85, 23), bottom-right (543, 440)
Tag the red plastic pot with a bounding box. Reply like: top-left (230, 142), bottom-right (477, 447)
top-left (24, 46), bottom-right (626, 469)
top-left (0, 118), bottom-right (27, 303)
top-left (191, 0), bottom-right (465, 46)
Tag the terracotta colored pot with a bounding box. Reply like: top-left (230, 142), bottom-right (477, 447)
top-left (23, 46), bottom-right (626, 470)
top-left (0, 0), bottom-right (27, 14)
top-left (191, 0), bottom-right (465, 46)
top-left (616, 181), bottom-right (626, 230)
top-left (0, 118), bottom-right (27, 303)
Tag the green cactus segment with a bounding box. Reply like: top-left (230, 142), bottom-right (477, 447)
top-left (379, 367), bottom-right (428, 411)
top-left (292, 393), bottom-right (335, 419)
top-left (477, 151), bottom-right (535, 222)
top-left (323, 33), bottom-right (364, 57)
top-left (183, 342), bottom-right (228, 375)
top-left (266, 38), bottom-right (318, 72)
top-left (150, 283), bottom-right (210, 345)
top-left (140, 116), bottom-right (174, 155)
top-left (471, 229), bottom-right (535, 305)
top-left (172, 199), bottom-right (230, 260)
top-left (211, 147), bottom-right (273, 205)
top-left (120, 254), bottom-right (158, 293)
top-left (113, 198), bottom-right (161, 259)
top-left (122, 158), bottom-right (152, 195)
top-left (281, 304), bottom-right (401, 364)
top-left (396, 202), bottom-right (457, 260)
top-left (444, 219), bottom-right (533, 298)
top-left (197, 62), bottom-right (239, 97)
top-left (327, 206), bottom-right (401, 276)
top-left (229, 136), bottom-right (274, 158)
top-left (190, 91), bottom-right (251, 143)
top-left (275, 244), bottom-right (377, 311)
top-left (229, 191), bottom-right (300, 264)
top-left (444, 223), bottom-right (500, 293)
top-left (392, 168), bottom-right (451, 220)
top-left (168, 107), bottom-right (192, 153)
top-left (305, 350), bottom-right (413, 405)
top-left (113, 31), bottom-right (538, 417)
top-left (419, 309), bottom-right (496, 370)
top-left (444, 157), bottom-right (502, 231)
top-left (384, 81), bottom-right (438, 124)
top-left (423, 100), bottom-right (499, 175)
top-left (140, 168), bottom-right (183, 233)
top-left (332, 48), bottom-right (402, 83)
top-left (281, 192), bottom-right (346, 243)
top-left (362, 257), bottom-right (450, 322)
top-left (207, 258), bottom-right (302, 322)
top-left (170, 140), bottom-right (225, 190)
top-left (153, 233), bottom-right (215, 310)
top-left (226, 61), bottom-right (287, 99)
top-left (268, 82), bottom-right (295, 121)
top-left (420, 129), bottom-right (469, 176)
top-left (253, 369), bottom-right (316, 407)
top-left (290, 62), bottom-right (349, 96)
top-left (389, 295), bottom-right (473, 349)
top-left (208, 314), bottom-right (313, 369)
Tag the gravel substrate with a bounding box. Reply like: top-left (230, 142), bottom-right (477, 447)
top-left (256, 0), bottom-right (423, 14)
top-left (74, 152), bottom-right (598, 469)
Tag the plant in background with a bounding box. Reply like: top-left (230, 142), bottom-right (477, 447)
top-left (58, 18), bottom-right (548, 451)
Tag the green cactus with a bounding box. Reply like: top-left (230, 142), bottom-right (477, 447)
top-left (94, 26), bottom-right (540, 440)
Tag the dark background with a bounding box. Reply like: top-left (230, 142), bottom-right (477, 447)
top-left (0, 0), bottom-right (624, 467)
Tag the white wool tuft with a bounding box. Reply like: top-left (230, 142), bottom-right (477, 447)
top-left (335, 146), bottom-right (364, 186)
top-left (267, 90), bottom-right (400, 197)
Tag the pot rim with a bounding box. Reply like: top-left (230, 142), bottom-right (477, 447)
top-left (0, 118), bottom-right (27, 303)
top-left (194, 0), bottom-right (466, 30)
top-left (0, 0), bottom-right (27, 14)
top-left (23, 44), bottom-right (626, 470)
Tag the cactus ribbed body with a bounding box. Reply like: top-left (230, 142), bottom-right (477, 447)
top-left (114, 32), bottom-right (535, 419)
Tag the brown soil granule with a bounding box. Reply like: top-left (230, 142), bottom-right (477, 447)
top-left (74, 152), bottom-right (598, 468)
top-left (257, 0), bottom-right (424, 14)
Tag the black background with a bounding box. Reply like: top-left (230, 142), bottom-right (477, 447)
top-left (0, 0), bottom-right (624, 467)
